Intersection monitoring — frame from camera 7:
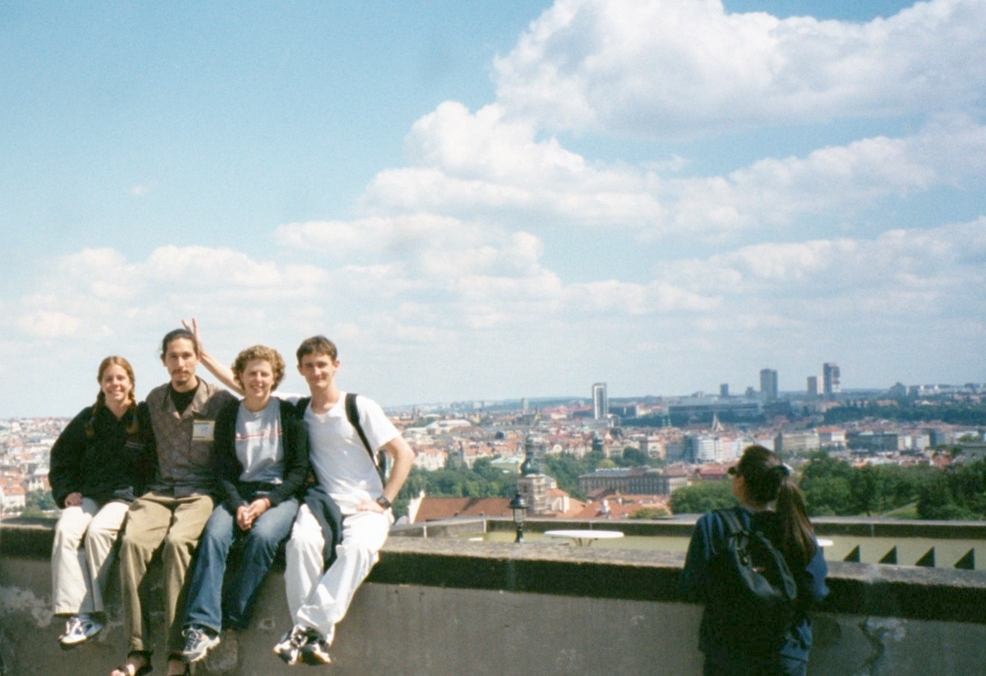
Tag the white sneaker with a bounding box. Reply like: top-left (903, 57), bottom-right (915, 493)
top-left (300, 636), bottom-right (332, 665)
top-left (59, 615), bottom-right (103, 649)
top-left (273, 625), bottom-right (318, 666)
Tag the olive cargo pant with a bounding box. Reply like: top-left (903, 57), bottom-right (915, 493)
top-left (118, 491), bottom-right (214, 654)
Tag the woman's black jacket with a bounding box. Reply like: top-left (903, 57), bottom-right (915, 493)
top-left (49, 403), bottom-right (155, 507)
top-left (212, 397), bottom-right (310, 513)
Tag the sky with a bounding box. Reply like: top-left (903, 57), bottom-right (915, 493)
top-left (1, 0), bottom-right (984, 416)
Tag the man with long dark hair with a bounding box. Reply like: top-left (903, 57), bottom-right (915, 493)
top-left (112, 329), bottom-right (235, 676)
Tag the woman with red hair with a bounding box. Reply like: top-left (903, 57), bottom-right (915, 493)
top-left (49, 357), bottom-right (154, 649)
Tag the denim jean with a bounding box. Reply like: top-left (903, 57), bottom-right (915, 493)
top-left (184, 496), bottom-right (299, 633)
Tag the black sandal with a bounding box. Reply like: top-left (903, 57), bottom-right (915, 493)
top-left (112, 665), bottom-right (152, 676)
top-left (112, 652), bottom-right (152, 676)
top-left (165, 654), bottom-right (189, 676)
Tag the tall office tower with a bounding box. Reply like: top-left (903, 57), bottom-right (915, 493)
top-left (760, 369), bottom-right (779, 400)
top-left (720, 383), bottom-right (729, 398)
top-left (807, 376), bottom-right (819, 397)
top-left (823, 363), bottom-right (841, 396)
top-left (592, 382), bottom-right (608, 420)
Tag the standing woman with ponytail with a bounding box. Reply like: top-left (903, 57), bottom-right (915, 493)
top-left (49, 357), bottom-right (154, 649)
top-left (681, 445), bottom-right (829, 676)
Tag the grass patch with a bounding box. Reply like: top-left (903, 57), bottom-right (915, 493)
top-left (880, 502), bottom-right (919, 519)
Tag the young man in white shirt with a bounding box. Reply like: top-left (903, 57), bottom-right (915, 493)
top-left (273, 335), bottom-right (415, 666)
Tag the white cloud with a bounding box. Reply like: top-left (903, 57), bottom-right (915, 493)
top-left (662, 218), bottom-right (986, 320)
top-left (12, 246), bottom-right (331, 345)
top-left (15, 310), bottom-right (83, 338)
top-left (7, 214), bottom-right (985, 408)
top-left (493, 0), bottom-right (986, 137)
top-left (361, 101), bottom-right (986, 238)
top-left (276, 212), bottom-right (487, 259)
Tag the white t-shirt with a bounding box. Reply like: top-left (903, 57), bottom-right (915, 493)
top-left (235, 398), bottom-right (284, 484)
top-left (303, 392), bottom-right (400, 514)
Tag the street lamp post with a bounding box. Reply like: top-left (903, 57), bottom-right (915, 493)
top-left (509, 492), bottom-right (528, 543)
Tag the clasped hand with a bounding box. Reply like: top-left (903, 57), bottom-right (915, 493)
top-left (236, 497), bottom-right (270, 531)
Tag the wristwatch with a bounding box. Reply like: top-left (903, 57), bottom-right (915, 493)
top-left (375, 495), bottom-right (392, 510)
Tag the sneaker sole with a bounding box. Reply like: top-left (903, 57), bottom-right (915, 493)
top-left (183, 636), bottom-right (221, 663)
top-left (59, 629), bottom-right (102, 650)
top-left (300, 648), bottom-right (331, 665)
top-left (274, 645), bottom-right (301, 666)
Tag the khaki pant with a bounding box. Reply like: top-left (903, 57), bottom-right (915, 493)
top-left (51, 498), bottom-right (130, 616)
top-left (118, 491), bottom-right (214, 654)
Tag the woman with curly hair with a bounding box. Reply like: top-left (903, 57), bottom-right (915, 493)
top-left (178, 345), bottom-right (310, 664)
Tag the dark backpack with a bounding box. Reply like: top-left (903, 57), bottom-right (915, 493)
top-left (708, 509), bottom-right (798, 655)
top-left (296, 392), bottom-right (388, 483)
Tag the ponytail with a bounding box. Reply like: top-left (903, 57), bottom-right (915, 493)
top-left (84, 390), bottom-right (106, 439)
top-left (775, 475), bottom-right (817, 566)
top-left (736, 445), bottom-right (817, 566)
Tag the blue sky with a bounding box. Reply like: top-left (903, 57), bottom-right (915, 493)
top-left (2, 0), bottom-right (984, 415)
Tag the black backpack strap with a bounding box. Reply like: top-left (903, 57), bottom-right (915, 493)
top-left (716, 508), bottom-right (745, 538)
top-left (345, 393), bottom-right (388, 482)
top-left (345, 393), bottom-right (373, 459)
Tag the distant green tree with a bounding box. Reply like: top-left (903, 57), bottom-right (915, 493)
top-left (801, 476), bottom-right (852, 516)
top-left (21, 489), bottom-right (58, 518)
top-left (669, 480), bottom-right (737, 514)
top-left (800, 452), bottom-right (853, 482)
top-left (798, 451), bottom-right (935, 517)
top-left (540, 452), bottom-right (601, 499)
top-left (25, 489), bottom-right (56, 511)
top-left (630, 506), bottom-right (671, 519)
top-left (849, 465), bottom-right (881, 516)
top-left (616, 447), bottom-right (649, 467)
top-left (823, 402), bottom-right (986, 426)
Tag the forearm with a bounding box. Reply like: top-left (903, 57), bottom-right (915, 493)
top-left (380, 437), bottom-right (415, 503)
top-left (199, 349), bottom-right (243, 395)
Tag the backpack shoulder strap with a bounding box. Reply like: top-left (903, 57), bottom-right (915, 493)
top-left (296, 396), bottom-right (312, 415)
top-left (716, 508), bottom-right (745, 537)
top-left (346, 393), bottom-right (389, 483)
top-left (345, 393), bottom-right (375, 462)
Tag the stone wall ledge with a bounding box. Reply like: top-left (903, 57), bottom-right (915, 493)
top-left (395, 515), bottom-right (986, 540)
top-left (5, 517), bottom-right (985, 625)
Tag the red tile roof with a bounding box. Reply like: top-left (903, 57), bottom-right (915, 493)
top-left (413, 497), bottom-right (513, 523)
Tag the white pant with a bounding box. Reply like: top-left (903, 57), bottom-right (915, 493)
top-left (285, 505), bottom-right (392, 642)
top-left (51, 498), bottom-right (130, 616)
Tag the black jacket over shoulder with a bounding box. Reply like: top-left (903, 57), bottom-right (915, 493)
top-left (213, 397), bottom-right (310, 513)
top-left (49, 403), bottom-right (155, 507)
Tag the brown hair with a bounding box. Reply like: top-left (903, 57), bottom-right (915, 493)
top-left (296, 335), bottom-right (337, 364)
top-left (231, 345), bottom-right (286, 389)
top-left (86, 356), bottom-right (139, 438)
top-left (736, 445), bottom-right (817, 566)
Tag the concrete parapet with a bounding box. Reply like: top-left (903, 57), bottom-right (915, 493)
top-left (1, 518), bottom-right (984, 675)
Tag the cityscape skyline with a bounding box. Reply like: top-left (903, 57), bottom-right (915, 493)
top-left (1, 0), bottom-right (984, 416)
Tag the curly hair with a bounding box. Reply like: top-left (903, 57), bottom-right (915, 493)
top-left (231, 345), bottom-right (286, 389)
